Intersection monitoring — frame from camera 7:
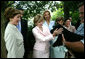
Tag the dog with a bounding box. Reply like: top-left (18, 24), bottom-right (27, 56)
top-left (51, 24), bottom-right (84, 47)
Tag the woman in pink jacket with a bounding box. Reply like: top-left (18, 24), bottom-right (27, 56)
top-left (32, 14), bottom-right (62, 58)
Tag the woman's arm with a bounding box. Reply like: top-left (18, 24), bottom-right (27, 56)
top-left (32, 29), bottom-right (54, 42)
top-left (62, 34), bottom-right (84, 53)
top-left (5, 33), bottom-right (18, 58)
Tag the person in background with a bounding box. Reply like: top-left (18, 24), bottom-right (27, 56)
top-left (69, 17), bottom-right (72, 26)
top-left (63, 19), bottom-right (76, 33)
top-left (4, 7), bottom-right (24, 58)
top-left (16, 8), bottom-right (30, 58)
top-left (50, 17), bottom-right (67, 58)
top-left (62, 2), bottom-right (84, 58)
top-left (43, 10), bottom-right (55, 31)
top-left (32, 14), bottom-right (60, 58)
top-left (56, 17), bottom-right (64, 25)
top-left (43, 10), bottom-right (55, 57)
top-left (63, 18), bottom-right (76, 58)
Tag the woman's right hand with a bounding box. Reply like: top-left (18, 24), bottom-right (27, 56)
top-left (53, 28), bottom-right (63, 37)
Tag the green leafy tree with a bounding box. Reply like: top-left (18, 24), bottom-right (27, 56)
top-left (14, 1), bottom-right (49, 20)
top-left (63, 1), bottom-right (82, 20)
top-left (13, 1), bottom-right (62, 20)
top-left (52, 8), bottom-right (64, 20)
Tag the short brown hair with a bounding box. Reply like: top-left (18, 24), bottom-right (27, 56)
top-left (43, 10), bottom-right (51, 20)
top-left (4, 7), bottom-right (21, 20)
top-left (34, 14), bottom-right (43, 26)
top-left (56, 17), bottom-right (64, 22)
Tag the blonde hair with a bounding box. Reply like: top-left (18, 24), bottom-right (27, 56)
top-left (43, 10), bottom-right (51, 20)
top-left (34, 14), bottom-right (43, 26)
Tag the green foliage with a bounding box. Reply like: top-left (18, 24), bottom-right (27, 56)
top-left (15, 1), bottom-right (49, 20)
top-left (13, 1), bottom-right (63, 20)
top-left (52, 8), bottom-right (64, 20)
top-left (1, 1), bottom-right (15, 11)
top-left (71, 11), bottom-right (79, 26)
top-left (63, 1), bottom-right (82, 21)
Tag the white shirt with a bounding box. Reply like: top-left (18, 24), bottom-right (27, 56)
top-left (4, 23), bottom-right (24, 58)
top-left (43, 20), bottom-right (55, 31)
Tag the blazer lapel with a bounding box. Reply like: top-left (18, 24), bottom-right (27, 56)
top-left (36, 26), bottom-right (46, 36)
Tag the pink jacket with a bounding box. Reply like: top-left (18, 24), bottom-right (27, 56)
top-left (32, 26), bottom-right (54, 51)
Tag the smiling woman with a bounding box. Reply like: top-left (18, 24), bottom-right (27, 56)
top-left (4, 7), bottom-right (25, 58)
top-left (4, 7), bottom-right (21, 25)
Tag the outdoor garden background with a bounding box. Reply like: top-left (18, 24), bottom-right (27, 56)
top-left (1, 1), bottom-right (82, 58)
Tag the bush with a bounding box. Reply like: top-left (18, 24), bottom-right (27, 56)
top-left (71, 11), bottom-right (79, 26)
top-left (52, 8), bottom-right (64, 20)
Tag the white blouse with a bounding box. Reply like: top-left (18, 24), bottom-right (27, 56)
top-left (43, 20), bottom-right (55, 31)
top-left (4, 23), bottom-right (24, 58)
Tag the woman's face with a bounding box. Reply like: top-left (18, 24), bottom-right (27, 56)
top-left (44, 12), bottom-right (50, 20)
top-left (37, 20), bottom-right (43, 27)
top-left (58, 20), bottom-right (63, 25)
top-left (10, 14), bottom-right (21, 25)
top-left (65, 19), bottom-right (70, 27)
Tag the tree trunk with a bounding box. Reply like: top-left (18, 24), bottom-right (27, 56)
top-left (1, 11), bottom-right (7, 58)
top-left (1, 1), bottom-right (8, 58)
top-left (64, 1), bottom-right (69, 21)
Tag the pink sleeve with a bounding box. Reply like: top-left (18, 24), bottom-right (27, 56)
top-left (32, 28), bottom-right (54, 42)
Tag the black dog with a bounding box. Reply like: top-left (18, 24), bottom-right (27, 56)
top-left (51, 24), bottom-right (84, 47)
